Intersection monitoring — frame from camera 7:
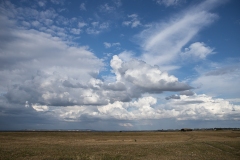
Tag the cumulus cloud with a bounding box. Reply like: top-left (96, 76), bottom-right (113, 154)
top-left (70, 28), bottom-right (81, 35)
top-left (118, 50), bottom-right (135, 62)
top-left (110, 55), bottom-right (191, 93)
top-left (161, 94), bottom-right (240, 121)
top-left (181, 42), bottom-right (214, 60)
top-left (0, 4), bottom-right (192, 111)
top-left (32, 103), bottom-right (49, 112)
top-left (51, 94), bottom-right (240, 122)
top-left (78, 22), bottom-right (87, 28)
top-left (1, 0), bottom-right (236, 130)
top-left (122, 14), bottom-right (141, 28)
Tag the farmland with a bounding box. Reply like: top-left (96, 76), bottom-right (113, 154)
top-left (0, 130), bottom-right (240, 159)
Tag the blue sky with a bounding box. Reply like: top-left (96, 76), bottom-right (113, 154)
top-left (0, 0), bottom-right (240, 130)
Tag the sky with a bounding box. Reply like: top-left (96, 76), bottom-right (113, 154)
top-left (0, 0), bottom-right (240, 130)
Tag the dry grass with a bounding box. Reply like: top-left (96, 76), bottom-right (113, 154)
top-left (0, 131), bottom-right (240, 159)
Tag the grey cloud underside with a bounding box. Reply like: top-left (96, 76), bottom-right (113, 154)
top-left (165, 94), bottom-right (180, 100)
top-left (179, 90), bottom-right (195, 96)
top-left (205, 65), bottom-right (240, 76)
top-left (165, 90), bottom-right (195, 100)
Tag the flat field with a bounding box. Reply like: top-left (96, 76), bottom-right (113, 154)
top-left (0, 130), bottom-right (240, 160)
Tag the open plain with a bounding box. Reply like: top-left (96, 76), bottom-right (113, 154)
top-left (0, 130), bottom-right (240, 160)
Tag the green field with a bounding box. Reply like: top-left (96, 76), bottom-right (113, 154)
top-left (0, 131), bottom-right (240, 159)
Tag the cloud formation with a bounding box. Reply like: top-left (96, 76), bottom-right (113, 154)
top-left (122, 14), bottom-right (141, 28)
top-left (0, 0), bottom-right (238, 130)
top-left (181, 42), bottom-right (214, 60)
top-left (137, 0), bottom-right (220, 67)
top-left (155, 0), bottom-right (184, 7)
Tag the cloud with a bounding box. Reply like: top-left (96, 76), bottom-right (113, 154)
top-left (99, 3), bottom-right (116, 13)
top-left (119, 123), bottom-right (133, 127)
top-left (110, 55), bottom-right (192, 93)
top-left (103, 42), bottom-right (120, 48)
top-left (0, 6), bottom-right (191, 110)
top-left (32, 103), bottom-right (49, 112)
top-left (165, 94), bottom-right (180, 100)
top-left (118, 50), bottom-right (135, 62)
top-left (0, 12), bottom-right (105, 107)
top-left (50, 0), bottom-right (65, 5)
top-left (78, 22), bottom-right (87, 28)
top-left (181, 42), bottom-right (214, 60)
top-left (191, 62), bottom-right (240, 98)
top-left (137, 0), bottom-right (220, 66)
top-left (179, 90), bottom-right (195, 96)
top-left (122, 14), bottom-right (141, 28)
top-left (155, 0), bottom-right (184, 7)
top-left (1, 0), bottom-right (237, 130)
top-left (113, 0), bottom-right (122, 7)
top-left (86, 22), bottom-right (109, 35)
top-left (80, 3), bottom-right (86, 11)
top-left (38, 1), bottom-right (46, 7)
top-left (161, 94), bottom-right (240, 121)
top-left (50, 93), bottom-right (240, 122)
top-left (70, 28), bottom-right (81, 35)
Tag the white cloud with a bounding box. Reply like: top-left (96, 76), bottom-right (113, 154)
top-left (113, 0), bottom-right (122, 7)
top-left (50, 0), bottom-right (65, 5)
top-left (78, 22), bottom-right (87, 28)
top-left (103, 42), bottom-right (120, 48)
top-left (70, 28), bottom-right (81, 35)
top-left (99, 22), bottom-right (109, 29)
top-left (31, 20), bottom-right (41, 27)
top-left (52, 93), bottom-right (240, 122)
top-left (104, 42), bottom-right (111, 48)
top-left (99, 3), bottom-right (115, 13)
top-left (86, 22), bottom-right (109, 34)
top-left (118, 50), bottom-right (135, 62)
top-left (86, 28), bottom-right (100, 34)
top-left (122, 14), bottom-right (141, 28)
top-left (32, 103), bottom-right (49, 112)
top-left (155, 0), bottom-right (184, 7)
top-left (181, 42), bottom-right (214, 59)
top-left (80, 3), bottom-right (86, 11)
top-left (110, 55), bottom-right (191, 92)
top-left (38, 1), bottom-right (46, 7)
top-left (137, 1), bottom-right (219, 66)
top-left (119, 123), bottom-right (133, 127)
top-left (1, 0), bottom-right (236, 130)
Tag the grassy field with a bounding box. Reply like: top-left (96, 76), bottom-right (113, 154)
top-left (0, 130), bottom-right (240, 160)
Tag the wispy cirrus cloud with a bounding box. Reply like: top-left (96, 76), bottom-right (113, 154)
top-left (136, 0), bottom-right (225, 68)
